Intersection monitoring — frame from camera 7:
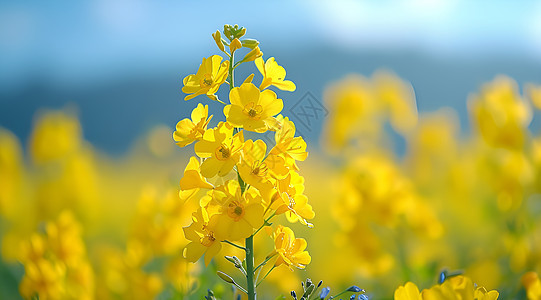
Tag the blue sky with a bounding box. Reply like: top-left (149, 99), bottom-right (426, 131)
top-left (1, 0), bottom-right (540, 91)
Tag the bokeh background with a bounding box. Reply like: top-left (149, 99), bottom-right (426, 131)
top-left (1, 1), bottom-right (541, 299)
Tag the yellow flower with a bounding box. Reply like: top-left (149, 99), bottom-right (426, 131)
top-left (255, 57), bottom-right (296, 91)
top-left (270, 116), bottom-right (308, 169)
top-left (182, 55), bottom-right (229, 101)
top-left (45, 211), bottom-right (86, 266)
top-left (0, 128), bottom-right (23, 217)
top-left (469, 76), bottom-right (531, 149)
top-left (394, 282), bottom-right (422, 300)
top-left (242, 46), bottom-right (263, 62)
top-left (173, 103), bottom-right (212, 147)
top-left (238, 139), bottom-right (288, 190)
top-left (526, 83), bottom-right (541, 110)
top-left (522, 272), bottom-right (541, 300)
top-left (272, 172), bottom-right (314, 226)
top-left (421, 276), bottom-right (499, 300)
top-left (179, 156), bottom-right (214, 191)
top-left (224, 83), bottom-right (283, 132)
top-left (29, 110), bottom-right (82, 164)
top-left (272, 225), bottom-right (311, 270)
top-left (204, 180), bottom-right (264, 241)
top-left (373, 70), bottom-right (418, 135)
top-left (212, 30), bottom-right (225, 52)
top-left (183, 208), bottom-right (222, 266)
top-left (194, 122), bottom-right (244, 178)
top-left (19, 258), bottom-right (66, 300)
top-left (474, 287), bottom-right (500, 300)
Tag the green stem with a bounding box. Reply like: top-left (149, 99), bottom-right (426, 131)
top-left (229, 51), bottom-right (235, 90)
top-left (254, 252), bottom-right (277, 273)
top-left (222, 240), bottom-right (246, 251)
top-left (253, 212), bottom-right (276, 236)
top-left (256, 265), bottom-right (276, 287)
top-left (246, 235), bottom-right (256, 300)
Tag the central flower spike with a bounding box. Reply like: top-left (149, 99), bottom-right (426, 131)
top-left (224, 83), bottom-right (283, 133)
top-left (195, 122), bottom-right (244, 178)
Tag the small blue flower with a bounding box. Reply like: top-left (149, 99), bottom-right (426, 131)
top-left (358, 294), bottom-right (369, 300)
top-left (319, 287), bottom-right (331, 299)
top-left (350, 295), bottom-right (356, 300)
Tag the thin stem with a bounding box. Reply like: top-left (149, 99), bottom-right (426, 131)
top-left (222, 240), bottom-right (246, 251)
top-left (256, 265), bottom-right (276, 287)
top-left (254, 252), bottom-right (277, 273)
top-left (246, 235), bottom-right (256, 300)
top-left (229, 51), bottom-right (235, 90)
top-left (253, 212), bottom-right (276, 237)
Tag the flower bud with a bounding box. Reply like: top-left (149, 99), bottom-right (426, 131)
top-left (241, 39), bottom-right (259, 49)
top-left (230, 38), bottom-right (242, 53)
top-left (242, 46), bottom-right (263, 62)
top-left (223, 25), bottom-right (232, 40)
top-left (217, 271), bottom-right (235, 284)
top-left (212, 30), bottom-right (225, 52)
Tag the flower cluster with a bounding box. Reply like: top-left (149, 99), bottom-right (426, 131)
top-left (320, 73), bottom-right (541, 298)
top-left (394, 275), bottom-right (499, 300)
top-left (19, 211), bottom-right (94, 300)
top-left (174, 24), bottom-right (313, 299)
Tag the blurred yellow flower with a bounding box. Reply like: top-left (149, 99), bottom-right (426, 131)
top-left (182, 55), bottom-right (229, 101)
top-left (29, 110), bottom-right (82, 164)
top-left (394, 282), bottom-right (422, 300)
top-left (224, 83), bottom-right (283, 132)
top-left (469, 76), bottom-right (531, 149)
top-left (194, 122), bottom-right (244, 177)
top-left (173, 103), bottom-right (212, 147)
top-left (255, 57), bottom-right (296, 91)
top-left (0, 128), bottom-right (23, 217)
top-left (373, 70), bottom-right (418, 135)
top-left (272, 225), bottom-right (311, 270)
top-left (525, 83), bottom-right (541, 110)
top-left (522, 272), bottom-right (541, 300)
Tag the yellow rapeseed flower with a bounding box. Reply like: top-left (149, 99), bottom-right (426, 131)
top-left (270, 115), bottom-right (308, 169)
top-left (224, 83), bottom-right (283, 132)
top-left (194, 122), bottom-right (244, 178)
top-left (238, 139), bottom-right (287, 191)
top-left (29, 110), bottom-right (82, 164)
top-left (179, 156), bottom-right (214, 191)
top-left (173, 103), bottom-right (212, 147)
top-left (272, 225), bottom-right (311, 270)
top-left (255, 57), bottom-right (296, 91)
top-left (522, 272), bottom-right (541, 300)
top-left (182, 55), bottom-right (229, 101)
top-left (204, 180), bottom-right (264, 241)
top-left (394, 282), bottom-right (422, 300)
top-left (183, 208), bottom-right (222, 266)
top-left (272, 172), bottom-right (314, 226)
top-left (469, 76), bottom-right (531, 149)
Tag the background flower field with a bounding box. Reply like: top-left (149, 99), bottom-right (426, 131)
top-left (1, 1), bottom-right (541, 299)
